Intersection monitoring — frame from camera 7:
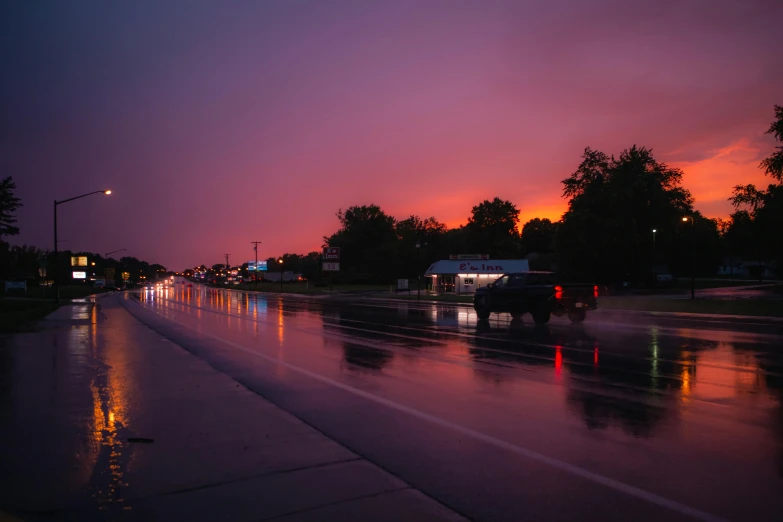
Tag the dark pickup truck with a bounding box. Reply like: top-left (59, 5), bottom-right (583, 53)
top-left (473, 272), bottom-right (598, 324)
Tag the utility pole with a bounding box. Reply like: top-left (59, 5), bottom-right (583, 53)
top-left (53, 201), bottom-right (58, 303)
top-left (251, 241), bottom-right (262, 289)
top-left (682, 217), bottom-right (695, 300)
top-left (225, 254), bottom-right (230, 275)
top-left (416, 242), bottom-right (421, 300)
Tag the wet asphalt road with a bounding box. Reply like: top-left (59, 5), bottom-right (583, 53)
top-left (4, 280), bottom-right (781, 521)
top-left (101, 280), bottom-right (783, 522)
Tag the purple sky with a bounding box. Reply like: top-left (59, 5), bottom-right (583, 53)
top-left (2, 0), bottom-right (781, 269)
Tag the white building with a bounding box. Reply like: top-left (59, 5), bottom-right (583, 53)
top-left (424, 259), bottom-right (530, 294)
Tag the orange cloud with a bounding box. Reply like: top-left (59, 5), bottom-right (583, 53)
top-left (674, 138), bottom-right (769, 217)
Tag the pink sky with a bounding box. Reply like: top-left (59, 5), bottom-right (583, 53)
top-left (3, 1), bottom-right (781, 269)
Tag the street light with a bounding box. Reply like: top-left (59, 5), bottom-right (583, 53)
top-left (278, 258), bottom-right (284, 294)
top-left (652, 229), bottom-right (657, 263)
top-left (54, 189), bottom-right (112, 303)
top-left (105, 248), bottom-right (126, 258)
top-left (682, 217), bottom-right (695, 300)
top-left (415, 242), bottom-right (421, 300)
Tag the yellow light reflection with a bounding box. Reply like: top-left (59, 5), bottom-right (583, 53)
top-left (681, 365), bottom-right (691, 396)
top-left (277, 302), bottom-right (284, 344)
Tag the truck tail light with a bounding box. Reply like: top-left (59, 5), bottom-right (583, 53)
top-left (593, 285), bottom-right (599, 298)
top-left (554, 285), bottom-right (563, 300)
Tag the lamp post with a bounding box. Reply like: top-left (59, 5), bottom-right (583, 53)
top-left (278, 258), bottom-right (284, 294)
top-left (54, 189), bottom-right (112, 303)
top-left (104, 248), bottom-right (126, 258)
top-left (652, 229), bottom-right (657, 257)
top-left (415, 242), bottom-right (421, 300)
top-left (682, 217), bottom-right (695, 300)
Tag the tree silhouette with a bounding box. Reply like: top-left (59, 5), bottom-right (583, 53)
top-left (0, 177), bottom-right (22, 239)
top-left (521, 218), bottom-right (559, 254)
top-left (465, 197), bottom-right (522, 258)
top-left (760, 105), bottom-right (783, 182)
top-left (557, 146), bottom-right (701, 283)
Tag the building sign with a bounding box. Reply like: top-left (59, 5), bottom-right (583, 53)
top-left (449, 254), bottom-right (489, 260)
top-left (71, 256), bottom-right (88, 266)
top-left (323, 247), bottom-right (340, 260)
top-left (72, 271), bottom-right (87, 279)
top-left (458, 263), bottom-right (504, 272)
top-left (247, 260), bottom-right (268, 271)
top-left (322, 262), bottom-right (340, 271)
top-left (4, 281), bottom-right (26, 291)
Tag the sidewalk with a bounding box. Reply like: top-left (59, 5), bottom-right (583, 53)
top-left (0, 298), bottom-right (464, 522)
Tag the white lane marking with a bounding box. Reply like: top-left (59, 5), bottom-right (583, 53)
top-left (133, 299), bottom-right (730, 522)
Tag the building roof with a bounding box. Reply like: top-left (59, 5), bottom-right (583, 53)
top-left (424, 259), bottom-right (530, 275)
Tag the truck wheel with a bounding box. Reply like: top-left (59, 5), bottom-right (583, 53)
top-left (474, 295), bottom-right (491, 320)
top-left (532, 308), bottom-right (551, 325)
top-left (568, 309), bottom-right (587, 323)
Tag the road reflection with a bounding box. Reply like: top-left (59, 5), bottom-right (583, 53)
top-left (314, 299), bottom-right (783, 453)
top-left (145, 286), bottom-right (783, 485)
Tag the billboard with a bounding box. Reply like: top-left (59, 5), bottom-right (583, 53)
top-left (71, 256), bottom-right (88, 266)
top-left (248, 260), bottom-right (268, 271)
top-left (72, 271), bottom-right (87, 279)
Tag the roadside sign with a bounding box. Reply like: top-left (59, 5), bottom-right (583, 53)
top-left (4, 281), bottom-right (26, 291)
top-left (122, 271), bottom-right (130, 281)
top-left (323, 247), bottom-right (340, 260)
top-left (248, 260), bottom-right (268, 271)
top-left (397, 279), bottom-right (408, 290)
top-left (322, 262), bottom-right (340, 271)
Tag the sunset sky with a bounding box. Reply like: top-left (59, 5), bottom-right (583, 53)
top-left (2, 1), bottom-right (781, 269)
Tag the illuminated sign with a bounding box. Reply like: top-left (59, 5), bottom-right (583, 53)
top-left (72, 271), bottom-right (87, 279)
top-left (247, 261), bottom-right (267, 271)
top-left (71, 256), bottom-right (88, 267)
top-left (323, 247), bottom-right (340, 260)
top-left (458, 263), bottom-right (504, 271)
